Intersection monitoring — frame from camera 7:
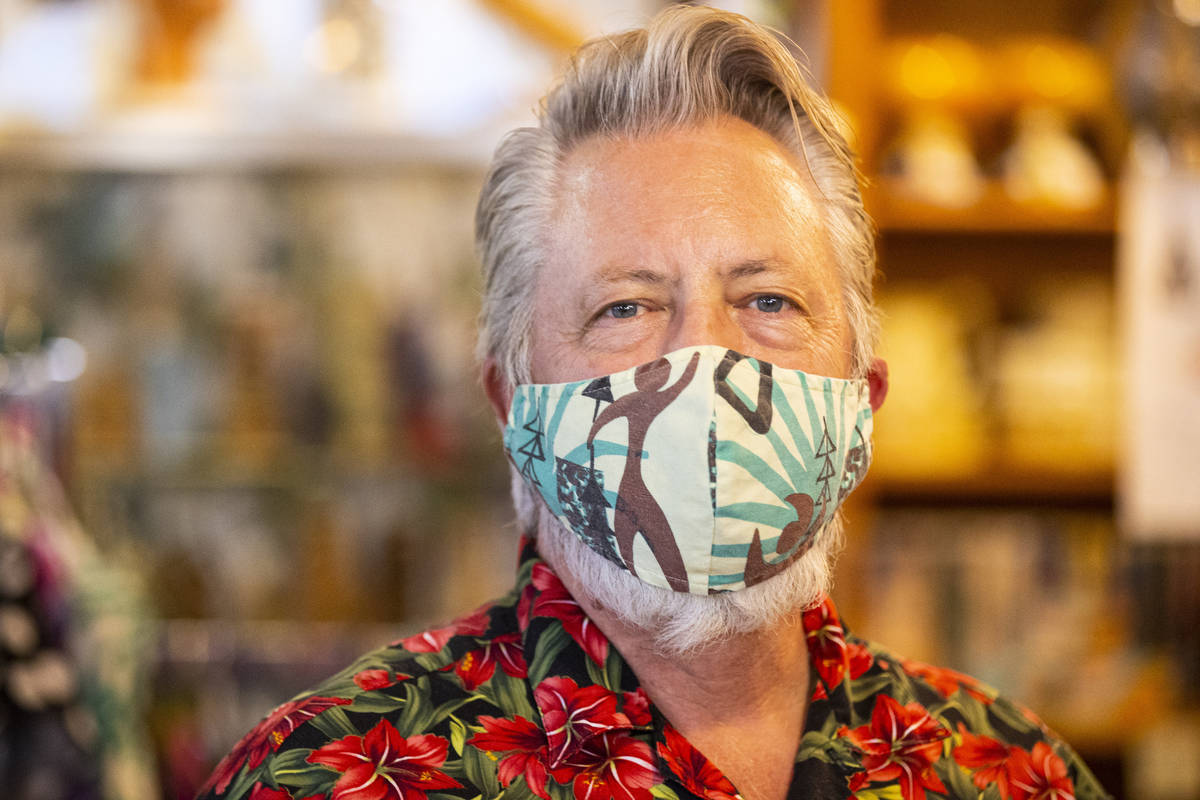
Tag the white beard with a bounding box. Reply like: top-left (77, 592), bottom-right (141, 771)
top-left (533, 500), bottom-right (845, 656)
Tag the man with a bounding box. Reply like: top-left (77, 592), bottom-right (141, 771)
top-left (199, 8), bottom-right (1110, 800)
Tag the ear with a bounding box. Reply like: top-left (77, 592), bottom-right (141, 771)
top-left (867, 357), bottom-right (888, 413)
top-left (483, 357), bottom-right (514, 425)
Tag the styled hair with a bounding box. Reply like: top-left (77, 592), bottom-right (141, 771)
top-left (476, 4), bottom-right (879, 388)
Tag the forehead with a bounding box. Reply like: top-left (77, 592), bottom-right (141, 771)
top-left (544, 115), bottom-right (834, 281)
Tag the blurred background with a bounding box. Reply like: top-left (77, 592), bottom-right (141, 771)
top-left (0, 0), bottom-right (1197, 797)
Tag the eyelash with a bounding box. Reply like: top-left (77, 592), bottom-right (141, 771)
top-left (606, 301), bottom-right (640, 319)
top-left (752, 294), bottom-right (788, 313)
top-left (601, 294), bottom-right (799, 321)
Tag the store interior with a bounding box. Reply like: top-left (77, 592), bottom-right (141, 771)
top-left (0, 1), bottom-right (1198, 798)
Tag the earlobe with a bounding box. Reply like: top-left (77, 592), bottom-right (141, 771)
top-left (867, 357), bottom-right (888, 413)
top-left (483, 358), bottom-right (514, 424)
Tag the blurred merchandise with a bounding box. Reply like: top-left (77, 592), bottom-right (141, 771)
top-left (878, 35), bottom-right (990, 209)
top-left (873, 30), bottom-right (1117, 217)
top-left (133, 0), bottom-right (226, 85)
top-left (997, 37), bottom-right (1111, 210)
top-left (0, 380), bottom-right (158, 800)
top-left (995, 36), bottom-right (1111, 115)
top-left (881, 34), bottom-right (993, 113)
top-left (873, 274), bottom-right (1115, 481)
top-left (995, 276), bottom-right (1116, 473)
top-left (0, 166), bottom-right (519, 795)
top-left (1002, 104), bottom-right (1107, 210)
top-left (0, 0), bottom-right (563, 164)
top-left (1116, 0), bottom-right (1200, 543)
top-left (1118, 131), bottom-right (1200, 540)
top-left (1126, 712), bottom-right (1200, 800)
top-left (0, 0), bottom-right (133, 131)
top-left (1117, 0), bottom-right (1200, 140)
top-left (882, 108), bottom-right (985, 208)
top-left (872, 285), bottom-right (989, 479)
top-left (858, 510), bottom-right (1173, 752)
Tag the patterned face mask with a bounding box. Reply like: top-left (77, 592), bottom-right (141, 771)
top-left (503, 345), bottom-right (873, 595)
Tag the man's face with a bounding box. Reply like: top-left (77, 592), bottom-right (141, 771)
top-left (529, 114), bottom-right (852, 385)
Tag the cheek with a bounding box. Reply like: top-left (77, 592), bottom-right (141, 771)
top-left (586, 312), bottom-right (667, 354)
top-left (528, 318), bottom-right (616, 384)
top-left (527, 290), bottom-right (574, 382)
top-left (745, 308), bottom-right (852, 377)
top-left (812, 314), bottom-right (855, 378)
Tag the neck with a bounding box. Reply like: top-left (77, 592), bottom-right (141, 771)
top-left (540, 543), bottom-right (812, 800)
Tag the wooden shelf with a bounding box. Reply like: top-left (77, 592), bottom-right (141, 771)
top-left (0, 127), bottom-right (497, 172)
top-left (866, 178), bottom-right (1116, 236)
top-left (866, 468), bottom-right (1114, 508)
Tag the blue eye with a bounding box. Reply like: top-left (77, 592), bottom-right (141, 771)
top-left (608, 302), bottom-right (639, 319)
top-left (755, 295), bottom-right (786, 313)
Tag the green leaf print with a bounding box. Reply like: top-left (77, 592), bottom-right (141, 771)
top-left (395, 677), bottom-right (439, 734)
top-left (450, 715), bottom-right (468, 756)
top-left (480, 669), bottom-right (537, 719)
top-left (459, 740), bottom-right (502, 799)
top-left (650, 784), bottom-right (682, 800)
top-left (526, 623), bottom-right (570, 684)
top-left (307, 706), bottom-right (359, 741)
top-left (270, 748), bottom-right (338, 797)
top-left (347, 688), bottom-right (408, 714)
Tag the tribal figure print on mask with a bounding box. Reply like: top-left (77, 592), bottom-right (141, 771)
top-left (503, 346), bottom-right (874, 595)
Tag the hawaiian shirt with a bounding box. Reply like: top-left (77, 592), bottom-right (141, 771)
top-left (198, 539), bottom-right (1111, 800)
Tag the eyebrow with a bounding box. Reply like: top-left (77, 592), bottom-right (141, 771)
top-left (596, 266), bottom-right (672, 286)
top-left (596, 258), bottom-right (794, 285)
top-left (721, 258), bottom-right (791, 280)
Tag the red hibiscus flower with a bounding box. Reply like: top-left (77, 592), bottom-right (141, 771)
top-left (456, 632), bottom-right (528, 691)
top-left (1007, 742), bottom-right (1074, 800)
top-left (953, 724), bottom-right (1013, 797)
top-left (353, 669), bottom-right (411, 692)
top-left (307, 719), bottom-right (462, 800)
top-left (622, 689), bottom-right (652, 727)
top-left (811, 640), bottom-right (872, 702)
top-left (656, 724), bottom-right (738, 800)
top-left (846, 641), bottom-right (874, 678)
top-left (398, 627), bottom-right (455, 654)
top-left (561, 730), bottom-right (661, 800)
top-left (201, 695), bottom-right (352, 794)
top-left (396, 604), bottom-right (492, 653)
top-left (518, 581), bottom-right (537, 632)
top-left (841, 694), bottom-right (950, 800)
top-left (248, 784), bottom-right (291, 800)
top-left (534, 676), bottom-right (631, 767)
top-left (803, 598), bottom-right (851, 689)
top-left (531, 564), bottom-right (610, 665)
top-left (903, 659), bottom-right (993, 705)
top-left (469, 715), bottom-right (554, 800)
top-left (248, 784), bottom-right (323, 800)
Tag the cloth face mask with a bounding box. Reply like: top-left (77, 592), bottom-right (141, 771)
top-left (503, 345), bottom-right (874, 595)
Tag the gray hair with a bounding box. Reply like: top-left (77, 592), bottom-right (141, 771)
top-left (476, 5), bottom-right (879, 388)
top-left (536, 502), bottom-right (846, 654)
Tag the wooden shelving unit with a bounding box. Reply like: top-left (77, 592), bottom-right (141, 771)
top-left (822, 0), bottom-right (1122, 498)
top-left (866, 178), bottom-right (1116, 235)
top-left (868, 470), bottom-right (1115, 508)
top-left (817, 2), bottom-right (1135, 784)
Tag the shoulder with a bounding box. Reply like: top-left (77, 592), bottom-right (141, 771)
top-left (197, 598), bottom-right (534, 800)
top-left (837, 635), bottom-right (1112, 800)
